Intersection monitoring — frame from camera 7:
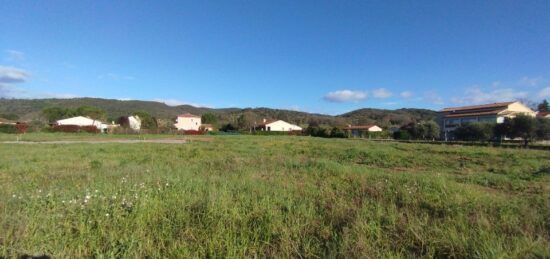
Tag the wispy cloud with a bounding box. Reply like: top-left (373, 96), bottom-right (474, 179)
top-left (400, 90), bottom-right (413, 98)
top-left (154, 98), bottom-right (212, 108)
top-left (98, 73), bottom-right (135, 81)
top-left (423, 91), bottom-right (444, 105)
top-left (538, 87), bottom-right (550, 99)
top-left (323, 90), bottom-right (368, 103)
top-left (0, 66), bottom-right (31, 83)
top-left (519, 76), bottom-right (543, 87)
top-left (5, 50), bottom-right (25, 63)
top-left (451, 87), bottom-right (528, 105)
top-left (372, 88), bottom-right (392, 98)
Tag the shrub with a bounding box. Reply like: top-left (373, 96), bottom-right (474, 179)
top-left (0, 124), bottom-right (18, 134)
top-left (52, 125), bottom-right (81, 133)
top-left (15, 123), bottom-right (29, 134)
top-left (179, 130), bottom-right (205, 135)
top-left (81, 125), bottom-right (100, 133)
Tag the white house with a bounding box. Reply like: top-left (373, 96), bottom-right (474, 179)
top-left (128, 115), bottom-right (142, 130)
top-left (344, 125), bottom-right (383, 138)
top-left (174, 113), bottom-right (201, 131)
top-left (56, 116), bottom-right (109, 132)
top-left (255, 119), bottom-right (302, 132)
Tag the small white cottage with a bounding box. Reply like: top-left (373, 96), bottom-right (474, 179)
top-left (174, 113), bottom-right (202, 131)
top-left (255, 119), bottom-right (302, 132)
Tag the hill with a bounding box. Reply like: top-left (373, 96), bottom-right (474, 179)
top-left (0, 98), bottom-right (438, 127)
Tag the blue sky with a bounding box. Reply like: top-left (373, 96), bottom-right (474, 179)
top-left (1, 1), bottom-right (549, 114)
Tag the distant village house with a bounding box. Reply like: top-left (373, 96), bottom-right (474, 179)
top-left (174, 113), bottom-right (202, 131)
top-left (56, 116), bottom-right (113, 133)
top-left (254, 119), bottom-right (302, 132)
top-left (344, 125), bottom-right (383, 138)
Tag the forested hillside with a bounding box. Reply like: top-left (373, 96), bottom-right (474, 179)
top-left (0, 98), bottom-right (438, 128)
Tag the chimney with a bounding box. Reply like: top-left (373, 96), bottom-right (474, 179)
top-left (263, 118), bottom-right (266, 123)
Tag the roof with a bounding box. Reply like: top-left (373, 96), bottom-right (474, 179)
top-left (443, 109), bottom-right (507, 118)
top-left (177, 113), bottom-right (200, 118)
top-left (201, 124), bottom-right (214, 127)
top-left (344, 125), bottom-right (379, 130)
top-left (255, 120), bottom-right (278, 126)
top-left (0, 117), bottom-right (16, 124)
top-left (537, 111), bottom-right (550, 117)
top-left (441, 102), bottom-right (514, 112)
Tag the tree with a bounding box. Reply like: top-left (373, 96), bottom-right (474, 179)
top-left (509, 114), bottom-right (537, 147)
top-left (237, 111), bottom-right (257, 131)
top-left (538, 99), bottom-right (549, 112)
top-left (0, 113), bottom-right (19, 121)
top-left (75, 106), bottom-right (106, 121)
top-left (42, 107), bottom-right (69, 122)
top-left (494, 118), bottom-right (514, 142)
top-left (422, 121), bottom-right (440, 140)
top-left (220, 123), bottom-right (237, 132)
top-left (134, 111), bottom-right (157, 129)
top-left (201, 112), bottom-right (218, 125)
top-left (536, 118), bottom-right (550, 140)
top-left (454, 122), bottom-right (494, 141)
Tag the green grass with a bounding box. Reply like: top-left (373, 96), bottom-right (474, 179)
top-left (1, 135), bottom-right (549, 257)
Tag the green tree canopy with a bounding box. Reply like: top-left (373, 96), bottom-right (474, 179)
top-left (134, 111), bottom-right (157, 129)
top-left (538, 99), bottom-right (549, 112)
top-left (201, 112), bottom-right (218, 125)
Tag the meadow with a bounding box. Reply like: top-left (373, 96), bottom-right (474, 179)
top-left (1, 134), bottom-right (549, 258)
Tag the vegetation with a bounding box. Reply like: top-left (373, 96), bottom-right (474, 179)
top-left (538, 99), bottom-right (549, 112)
top-left (1, 98), bottom-right (437, 128)
top-left (42, 105), bottom-right (107, 122)
top-left (1, 135), bottom-right (549, 257)
top-left (394, 121), bottom-right (440, 140)
top-left (454, 115), bottom-right (549, 145)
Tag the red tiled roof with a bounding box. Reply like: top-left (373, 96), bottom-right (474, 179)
top-left (177, 113), bottom-right (200, 118)
top-left (537, 111), bottom-right (550, 117)
top-left (440, 102), bottom-right (514, 112)
top-left (443, 109), bottom-right (507, 118)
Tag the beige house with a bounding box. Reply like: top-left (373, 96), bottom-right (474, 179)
top-left (254, 119), bottom-right (302, 132)
top-left (174, 113), bottom-right (202, 131)
top-left (344, 125), bottom-right (383, 138)
top-left (439, 101), bottom-right (536, 140)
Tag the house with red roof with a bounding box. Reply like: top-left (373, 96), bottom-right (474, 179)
top-left (439, 101), bottom-right (536, 140)
top-left (174, 113), bottom-right (201, 131)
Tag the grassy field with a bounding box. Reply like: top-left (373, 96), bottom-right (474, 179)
top-left (1, 134), bottom-right (549, 257)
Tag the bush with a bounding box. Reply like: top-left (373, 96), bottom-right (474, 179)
top-left (179, 130), bottom-right (205, 135)
top-left (52, 125), bottom-right (81, 133)
top-left (15, 123), bottom-right (29, 134)
top-left (0, 124), bottom-right (18, 134)
top-left (81, 125), bottom-right (100, 133)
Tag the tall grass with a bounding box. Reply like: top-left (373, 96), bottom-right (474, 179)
top-left (1, 135), bottom-right (549, 257)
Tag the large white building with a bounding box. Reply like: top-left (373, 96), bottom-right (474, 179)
top-left (56, 116), bottom-right (109, 131)
top-left (254, 119), bottom-right (302, 132)
top-left (174, 113), bottom-right (202, 131)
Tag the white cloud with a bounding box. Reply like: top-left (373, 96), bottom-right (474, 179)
top-left (400, 91), bottom-right (413, 98)
top-left (451, 87), bottom-right (528, 105)
top-left (372, 88), bottom-right (392, 98)
top-left (5, 50), bottom-right (25, 62)
top-left (0, 66), bottom-right (31, 83)
top-left (538, 87), bottom-right (550, 99)
top-left (423, 91), bottom-right (444, 105)
top-left (519, 76), bottom-right (542, 87)
top-left (323, 90), bottom-right (368, 102)
top-left (98, 73), bottom-right (135, 81)
top-left (154, 98), bottom-right (211, 108)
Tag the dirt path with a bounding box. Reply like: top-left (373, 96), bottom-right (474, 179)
top-left (1, 139), bottom-right (189, 144)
